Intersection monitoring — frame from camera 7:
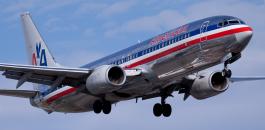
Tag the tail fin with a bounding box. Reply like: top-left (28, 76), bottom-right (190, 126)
top-left (21, 12), bottom-right (59, 67)
top-left (20, 12), bottom-right (59, 93)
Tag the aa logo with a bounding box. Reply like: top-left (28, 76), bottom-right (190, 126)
top-left (32, 42), bottom-right (47, 66)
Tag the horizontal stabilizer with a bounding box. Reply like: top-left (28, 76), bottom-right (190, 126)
top-left (0, 89), bottom-right (37, 98)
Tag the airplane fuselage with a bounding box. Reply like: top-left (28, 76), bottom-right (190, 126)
top-left (30, 15), bottom-right (253, 113)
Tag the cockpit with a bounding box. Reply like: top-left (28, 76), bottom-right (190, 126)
top-left (218, 19), bottom-right (245, 27)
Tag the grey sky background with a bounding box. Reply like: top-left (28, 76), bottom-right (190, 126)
top-left (0, 0), bottom-right (265, 130)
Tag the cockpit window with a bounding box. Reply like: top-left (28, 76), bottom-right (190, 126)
top-left (228, 19), bottom-right (240, 24)
top-left (218, 22), bottom-right (223, 27)
top-left (224, 20), bottom-right (229, 26)
top-left (240, 20), bottom-right (246, 24)
top-left (218, 19), bottom-right (242, 28)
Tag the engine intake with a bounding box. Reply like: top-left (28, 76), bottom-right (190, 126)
top-left (86, 65), bottom-right (126, 94)
top-left (190, 71), bottom-right (229, 100)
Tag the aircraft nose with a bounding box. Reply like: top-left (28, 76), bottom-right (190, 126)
top-left (236, 26), bottom-right (253, 46)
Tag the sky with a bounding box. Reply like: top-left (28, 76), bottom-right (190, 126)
top-left (0, 0), bottom-right (265, 130)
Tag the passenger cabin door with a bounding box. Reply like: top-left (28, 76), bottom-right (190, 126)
top-left (199, 21), bottom-right (209, 50)
top-left (197, 21), bottom-right (210, 61)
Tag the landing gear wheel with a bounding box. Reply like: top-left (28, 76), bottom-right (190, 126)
top-left (153, 103), bottom-right (163, 117)
top-left (153, 103), bottom-right (172, 117)
top-left (162, 104), bottom-right (172, 117)
top-left (93, 100), bottom-right (102, 114)
top-left (102, 101), bottom-right (112, 114)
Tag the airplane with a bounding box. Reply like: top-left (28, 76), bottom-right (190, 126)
top-left (0, 12), bottom-right (264, 117)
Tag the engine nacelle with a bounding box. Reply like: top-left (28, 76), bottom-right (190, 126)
top-left (190, 71), bottom-right (229, 100)
top-left (86, 65), bottom-right (126, 94)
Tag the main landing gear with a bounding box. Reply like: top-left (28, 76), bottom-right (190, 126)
top-left (153, 96), bottom-right (172, 117)
top-left (93, 100), bottom-right (112, 114)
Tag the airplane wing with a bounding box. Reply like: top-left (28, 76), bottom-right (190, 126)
top-left (0, 89), bottom-right (37, 98)
top-left (142, 75), bottom-right (265, 101)
top-left (0, 63), bottom-right (92, 88)
top-left (230, 76), bottom-right (265, 83)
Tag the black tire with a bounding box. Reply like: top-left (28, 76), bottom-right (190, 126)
top-left (102, 101), bottom-right (112, 114)
top-left (93, 100), bottom-right (102, 114)
top-left (153, 103), bottom-right (162, 117)
top-left (162, 104), bottom-right (172, 117)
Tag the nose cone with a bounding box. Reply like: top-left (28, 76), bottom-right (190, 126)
top-left (234, 26), bottom-right (253, 52)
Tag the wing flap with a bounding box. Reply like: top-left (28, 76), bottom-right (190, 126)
top-left (0, 89), bottom-right (37, 98)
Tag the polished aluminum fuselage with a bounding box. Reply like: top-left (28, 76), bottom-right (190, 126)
top-left (32, 21), bottom-right (253, 113)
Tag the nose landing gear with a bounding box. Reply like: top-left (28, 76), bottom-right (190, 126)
top-left (222, 53), bottom-right (241, 78)
top-left (223, 63), bottom-right (232, 78)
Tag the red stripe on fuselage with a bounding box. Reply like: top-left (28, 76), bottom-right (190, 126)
top-left (125, 27), bottom-right (252, 68)
top-left (46, 87), bottom-right (76, 104)
top-left (45, 26), bottom-right (252, 104)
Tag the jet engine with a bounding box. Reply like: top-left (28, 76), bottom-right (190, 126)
top-left (86, 65), bottom-right (126, 94)
top-left (190, 71), bottom-right (229, 100)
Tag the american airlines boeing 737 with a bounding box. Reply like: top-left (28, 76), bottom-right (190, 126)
top-left (0, 12), bottom-right (264, 117)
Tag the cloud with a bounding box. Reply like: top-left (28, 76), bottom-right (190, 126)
top-left (1, 0), bottom-right (83, 23)
top-left (37, 0), bottom-right (78, 14)
top-left (83, 28), bottom-right (95, 37)
top-left (99, 0), bottom-right (137, 17)
top-left (75, 1), bottom-right (137, 18)
top-left (74, 3), bottom-right (108, 15)
top-left (104, 10), bottom-right (188, 38)
top-left (60, 50), bottom-right (103, 67)
top-left (43, 17), bottom-right (78, 32)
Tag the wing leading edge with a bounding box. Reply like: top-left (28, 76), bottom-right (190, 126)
top-left (0, 63), bottom-right (92, 89)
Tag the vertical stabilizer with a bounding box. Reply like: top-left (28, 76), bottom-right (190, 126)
top-left (21, 12), bottom-right (59, 67)
top-left (20, 12), bottom-right (59, 93)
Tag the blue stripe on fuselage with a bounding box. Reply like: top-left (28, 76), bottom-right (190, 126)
top-left (83, 15), bottom-right (244, 69)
